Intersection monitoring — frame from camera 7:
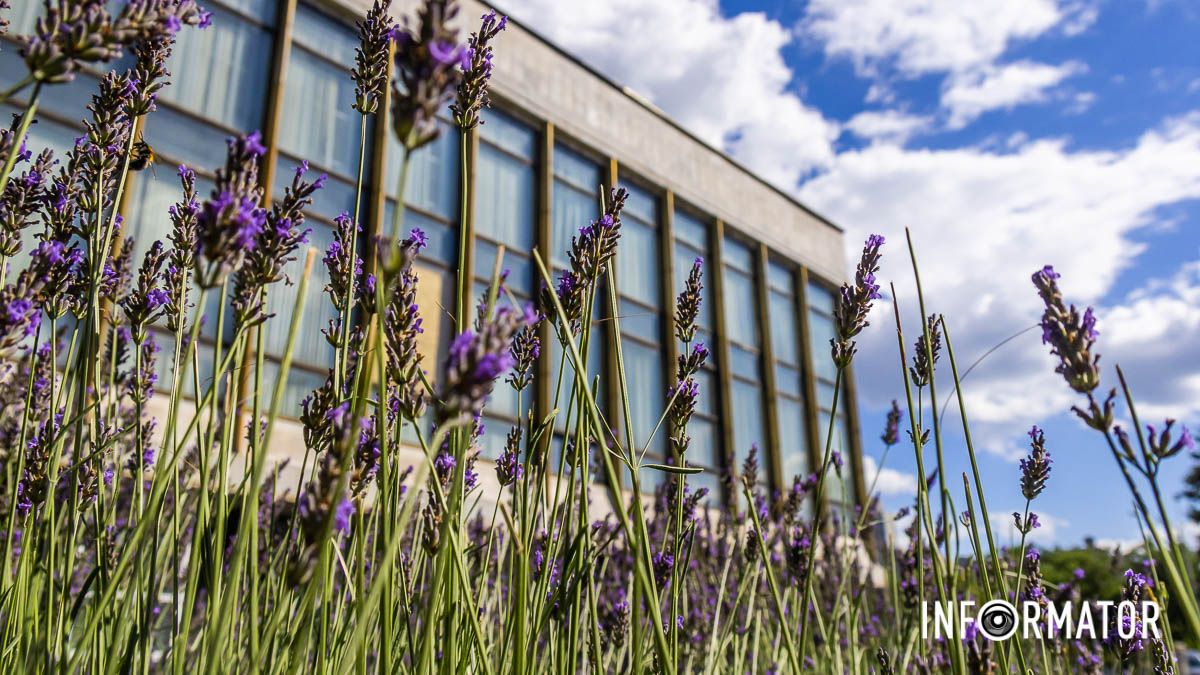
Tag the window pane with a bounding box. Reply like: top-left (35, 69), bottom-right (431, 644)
top-left (617, 224), bottom-right (659, 309)
top-left (278, 48), bottom-right (365, 176)
top-left (774, 363), bottom-right (802, 399)
top-left (673, 210), bottom-right (707, 250)
top-left (623, 184), bottom-right (657, 225)
top-left (143, 106), bottom-right (232, 170)
top-left (479, 109), bottom-right (535, 157)
top-left (722, 237), bottom-right (753, 272)
top-left (808, 282), bottom-right (836, 315)
top-left (730, 378), bottom-right (766, 465)
top-left (625, 341), bottom-right (666, 457)
top-left (221, 0), bottom-right (277, 23)
top-left (384, 204), bottom-right (457, 265)
top-left (729, 345), bottom-right (758, 379)
top-left (618, 298), bottom-right (660, 339)
top-left (551, 182), bottom-right (595, 268)
top-left (689, 417), bottom-right (721, 470)
top-left (292, 5), bottom-right (359, 64)
top-left (160, 4), bottom-right (270, 132)
top-left (722, 266), bottom-right (758, 348)
top-left (475, 143), bottom-right (534, 250)
top-left (387, 119), bottom-right (459, 221)
top-left (776, 397), bottom-right (809, 480)
top-left (554, 144), bottom-right (600, 190)
top-left (769, 288), bottom-right (799, 365)
top-left (808, 311), bottom-right (837, 382)
top-left (693, 369), bottom-right (718, 417)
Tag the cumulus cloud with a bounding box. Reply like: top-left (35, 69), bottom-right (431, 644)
top-left (498, 0), bottom-right (839, 188)
top-left (845, 110), bottom-right (933, 145)
top-left (798, 114), bottom-right (1200, 456)
top-left (941, 60), bottom-right (1088, 128)
top-left (862, 455), bottom-right (919, 497)
top-left (1102, 259), bottom-right (1200, 421)
top-left (801, 0), bottom-right (1095, 77)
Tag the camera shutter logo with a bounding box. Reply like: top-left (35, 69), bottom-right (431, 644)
top-left (977, 600), bottom-right (1019, 641)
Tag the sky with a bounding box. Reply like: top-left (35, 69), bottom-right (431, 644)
top-left (495, 0), bottom-right (1200, 549)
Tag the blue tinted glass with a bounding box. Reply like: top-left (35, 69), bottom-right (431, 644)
top-left (552, 181), bottom-right (596, 268)
top-left (554, 144), bottom-right (600, 190)
top-left (687, 463), bottom-right (723, 506)
top-left (475, 239), bottom-right (533, 298)
top-left (774, 363), bottom-right (803, 398)
top-left (769, 288), bottom-right (799, 365)
top-left (144, 107), bottom-right (232, 169)
top-left (617, 220), bottom-right (660, 307)
top-left (161, 4), bottom-right (270, 131)
top-left (385, 204), bottom-right (456, 265)
top-left (475, 144), bottom-right (534, 250)
top-left (479, 109), bottom-right (536, 157)
top-left (279, 48), bottom-right (366, 176)
top-left (673, 210), bottom-right (708, 249)
top-left (730, 378), bottom-right (766, 464)
top-left (722, 267), bottom-right (758, 348)
top-left (221, 0), bottom-right (277, 23)
top-left (722, 236), bottom-right (753, 272)
top-left (690, 417), bottom-right (721, 468)
top-left (260, 223), bottom-right (337, 365)
top-left (625, 339), bottom-right (665, 458)
top-left (808, 311), bottom-right (837, 382)
top-left (776, 397), bottom-right (810, 480)
top-left (618, 297), bottom-right (660, 338)
top-left (622, 183), bottom-right (657, 226)
top-left (767, 261), bottom-right (793, 292)
top-left (389, 118), bottom-right (459, 221)
top-left (729, 344), bottom-right (758, 379)
top-left (807, 281), bottom-right (836, 315)
top-left (292, 5), bottom-right (359, 64)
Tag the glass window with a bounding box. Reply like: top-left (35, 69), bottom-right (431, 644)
top-left (159, 3), bottom-right (272, 132)
top-left (386, 119), bottom-right (459, 221)
top-left (278, 30), bottom-right (367, 176)
top-left (475, 110), bottom-right (536, 252)
top-left (808, 278), bottom-right (853, 504)
top-left (672, 208), bottom-right (722, 502)
top-left (722, 233), bottom-right (770, 482)
top-left (617, 218), bottom-right (660, 308)
top-left (552, 144), bottom-right (601, 268)
top-left (475, 144), bottom-right (535, 250)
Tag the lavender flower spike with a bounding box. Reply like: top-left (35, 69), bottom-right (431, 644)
top-left (439, 304), bottom-right (527, 423)
top-left (674, 256), bottom-right (703, 344)
top-left (881, 399), bottom-right (902, 446)
top-left (451, 10), bottom-right (507, 129)
top-left (1020, 425), bottom-right (1052, 501)
top-left (196, 132), bottom-right (268, 288)
top-left (831, 233), bottom-right (884, 368)
top-left (352, 0), bottom-right (396, 115)
top-left (392, 0), bottom-right (463, 150)
top-left (1032, 265), bottom-right (1101, 393)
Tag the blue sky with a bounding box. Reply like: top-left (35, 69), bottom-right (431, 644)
top-left (501, 0), bottom-right (1200, 549)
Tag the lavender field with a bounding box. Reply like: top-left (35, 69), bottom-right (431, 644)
top-left (0, 0), bottom-right (1196, 672)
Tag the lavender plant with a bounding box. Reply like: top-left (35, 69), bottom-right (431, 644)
top-left (0, 1), bottom-right (1190, 674)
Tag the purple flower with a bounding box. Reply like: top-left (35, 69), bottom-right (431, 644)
top-left (1019, 425), bottom-right (1051, 501)
top-left (333, 497), bottom-right (355, 534)
top-left (1032, 265), bottom-right (1101, 393)
top-left (832, 234), bottom-right (885, 367)
top-left (452, 10), bottom-right (507, 129)
top-left (429, 40), bottom-right (460, 65)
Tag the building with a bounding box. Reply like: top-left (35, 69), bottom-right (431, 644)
top-left (1, 0), bottom-right (865, 512)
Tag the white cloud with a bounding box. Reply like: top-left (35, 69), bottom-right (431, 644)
top-left (862, 455), bottom-right (919, 496)
top-left (1101, 259), bottom-right (1200, 421)
top-left (498, 0), bottom-right (839, 189)
top-left (845, 110), bottom-right (933, 145)
top-left (798, 114), bottom-right (1200, 456)
top-left (941, 60), bottom-right (1088, 128)
top-left (801, 0), bottom-right (1096, 78)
